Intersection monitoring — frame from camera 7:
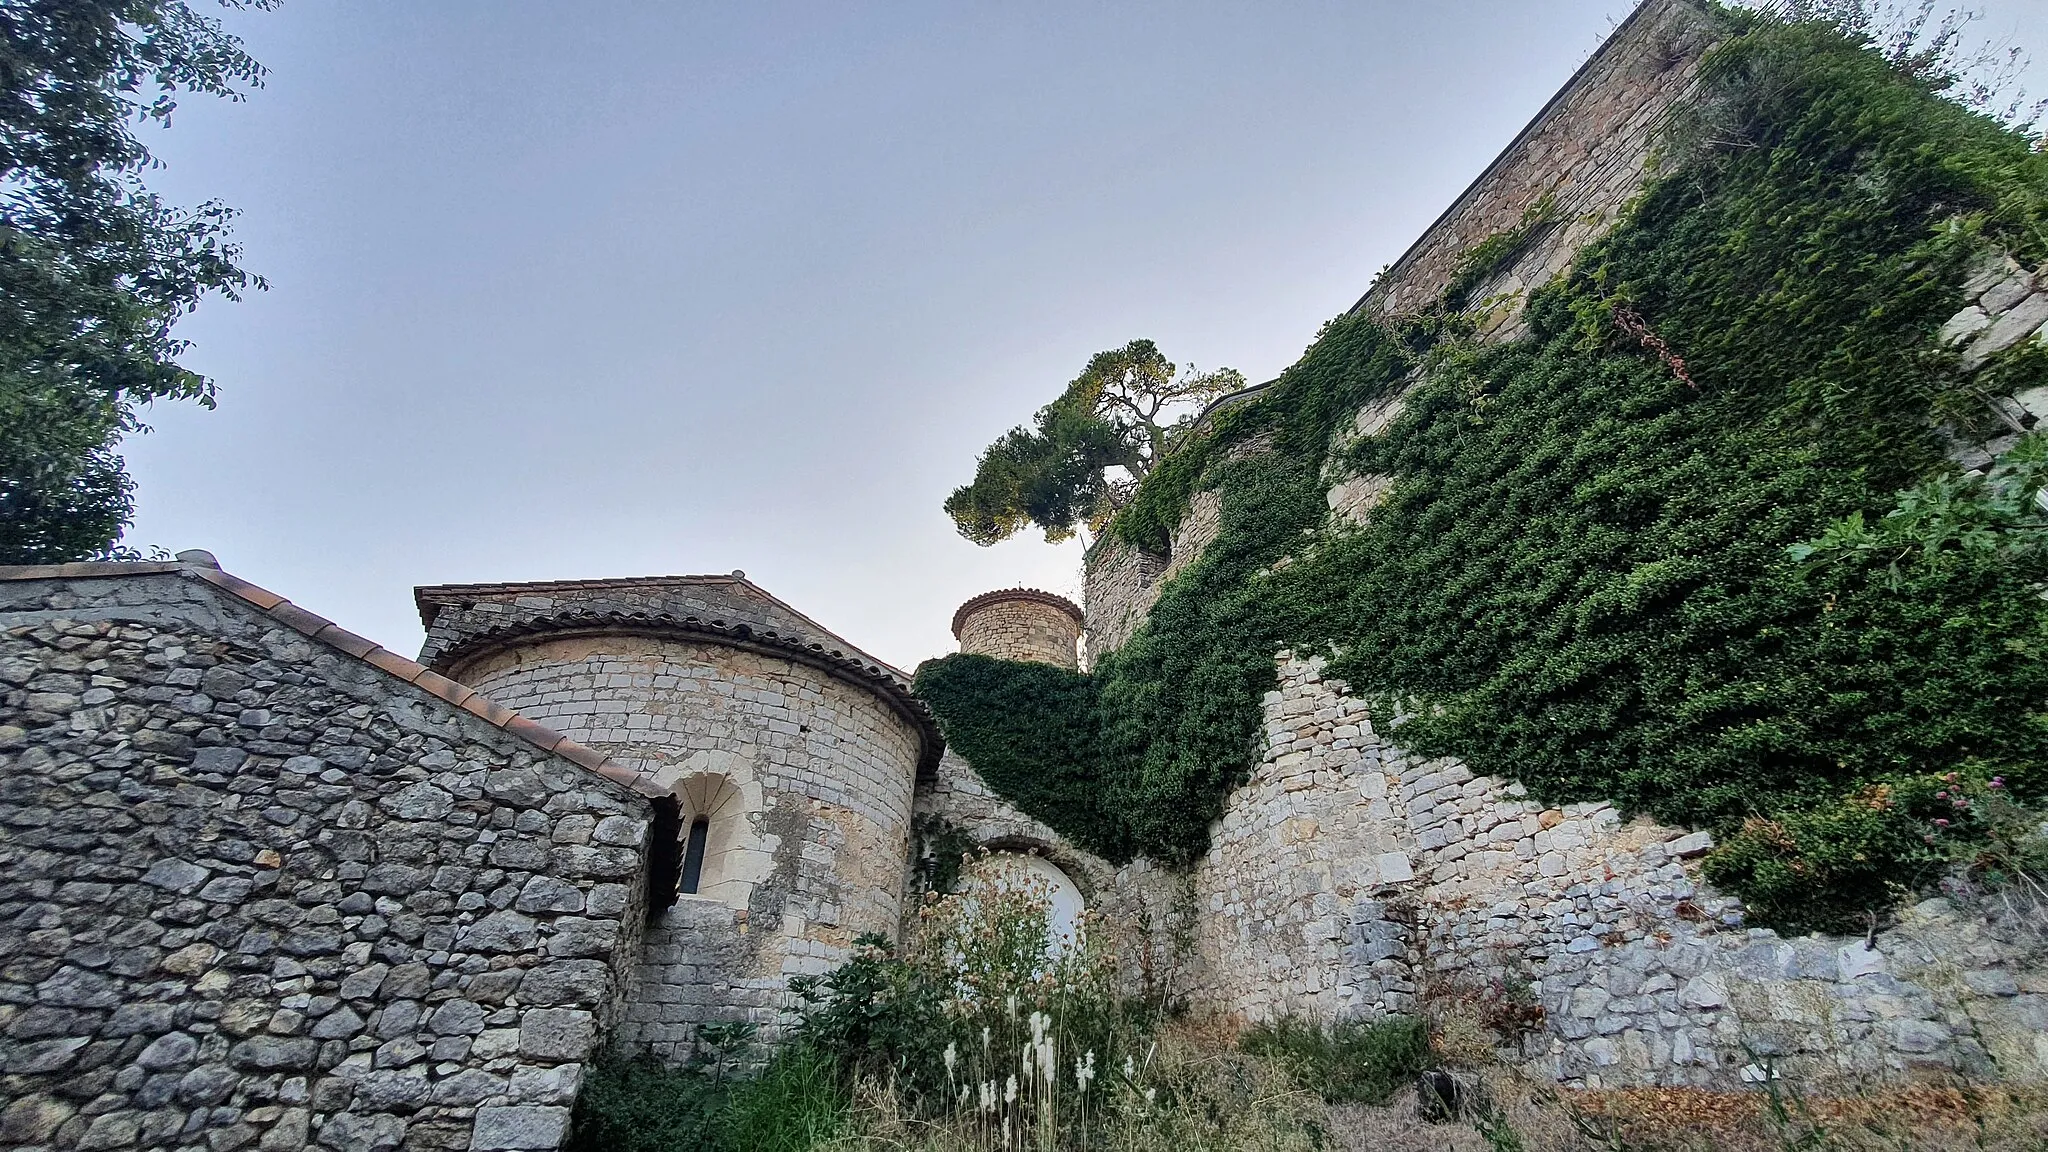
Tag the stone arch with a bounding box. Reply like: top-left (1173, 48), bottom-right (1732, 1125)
top-left (973, 851), bottom-right (1088, 959)
top-left (652, 749), bottom-right (773, 909)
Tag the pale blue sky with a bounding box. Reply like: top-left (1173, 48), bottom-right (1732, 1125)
top-left (122, 0), bottom-right (2048, 669)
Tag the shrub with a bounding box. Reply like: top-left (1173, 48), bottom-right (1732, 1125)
top-left (1240, 1015), bottom-right (1431, 1105)
top-left (566, 1053), bottom-right (727, 1152)
top-left (567, 1040), bottom-right (846, 1152)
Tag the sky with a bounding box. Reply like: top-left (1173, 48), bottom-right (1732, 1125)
top-left (122, 0), bottom-right (2048, 671)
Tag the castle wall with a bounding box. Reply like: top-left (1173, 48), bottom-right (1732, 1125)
top-left (1180, 655), bottom-right (2048, 1089)
top-left (1080, 537), bottom-right (1165, 666)
top-left (450, 635), bottom-right (921, 1058)
top-left (0, 570), bottom-right (649, 1152)
top-left (1360, 0), bottom-right (1720, 324)
top-left (912, 752), bottom-right (1192, 1003)
top-left (1049, 0), bottom-right (2048, 1092)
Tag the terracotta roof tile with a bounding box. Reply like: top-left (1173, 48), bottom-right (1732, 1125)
top-left (950, 588), bottom-right (1084, 637)
top-left (458, 692), bottom-right (518, 728)
top-left (413, 669), bottom-right (476, 709)
top-left (263, 600), bottom-right (335, 638)
top-left (190, 566), bottom-right (287, 611)
top-left (312, 624), bottom-right (380, 660)
top-left (364, 647), bottom-right (429, 683)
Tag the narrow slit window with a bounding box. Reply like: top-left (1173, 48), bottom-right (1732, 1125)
top-left (680, 816), bottom-right (710, 895)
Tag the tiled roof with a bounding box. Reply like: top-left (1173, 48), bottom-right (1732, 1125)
top-left (950, 588), bottom-right (1084, 639)
top-left (0, 559), bottom-right (669, 801)
top-left (427, 607), bottom-right (946, 778)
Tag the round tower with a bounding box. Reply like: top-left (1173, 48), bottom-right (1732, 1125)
top-left (951, 588), bottom-right (1083, 669)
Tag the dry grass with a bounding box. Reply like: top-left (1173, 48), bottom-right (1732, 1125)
top-left (1327, 1071), bottom-right (2048, 1152)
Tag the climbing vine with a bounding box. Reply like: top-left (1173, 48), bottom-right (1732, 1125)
top-left (918, 7), bottom-right (2048, 929)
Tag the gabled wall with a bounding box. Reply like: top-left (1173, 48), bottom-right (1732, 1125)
top-left (0, 568), bottom-right (651, 1152)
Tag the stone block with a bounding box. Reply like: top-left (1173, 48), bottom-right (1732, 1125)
top-left (518, 1009), bottom-right (596, 1060)
top-left (471, 1105), bottom-right (571, 1150)
top-left (1667, 831), bottom-right (1713, 858)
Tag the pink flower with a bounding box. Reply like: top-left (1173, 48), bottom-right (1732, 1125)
top-left (1934, 818), bottom-right (1950, 827)
top-left (1989, 777), bottom-right (2005, 789)
top-left (1936, 791), bottom-right (1948, 799)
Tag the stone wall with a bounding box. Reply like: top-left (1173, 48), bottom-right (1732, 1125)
top-left (449, 632), bottom-right (923, 1058)
top-left (0, 567), bottom-right (650, 1152)
top-left (951, 592), bottom-right (1082, 669)
top-left (912, 752), bottom-right (1192, 1004)
top-left (1080, 537), bottom-right (1165, 666)
top-left (1175, 654), bottom-right (2048, 1089)
top-left (1940, 255), bottom-right (2048, 470)
top-left (1363, 0), bottom-right (1721, 323)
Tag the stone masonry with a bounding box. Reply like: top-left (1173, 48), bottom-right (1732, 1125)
top-left (950, 590), bottom-right (1083, 670)
top-left (1000, 0), bottom-right (2048, 1093)
top-left (1184, 656), bottom-right (2048, 1088)
top-left (415, 577), bottom-right (937, 1060)
top-left (0, 562), bottom-right (655, 1152)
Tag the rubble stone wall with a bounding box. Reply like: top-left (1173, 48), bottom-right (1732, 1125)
top-left (912, 752), bottom-right (1193, 1004)
top-left (1177, 654), bottom-right (2048, 1088)
top-left (1080, 538), bottom-right (1166, 666)
top-left (0, 572), bottom-right (649, 1152)
top-left (450, 635), bottom-right (921, 1058)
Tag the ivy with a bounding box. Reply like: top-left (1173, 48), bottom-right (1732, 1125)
top-left (917, 9), bottom-right (2048, 928)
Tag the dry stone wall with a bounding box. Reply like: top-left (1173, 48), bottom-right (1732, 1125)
top-left (450, 633), bottom-right (922, 1058)
top-left (0, 570), bottom-right (649, 1152)
top-left (1178, 654), bottom-right (2048, 1089)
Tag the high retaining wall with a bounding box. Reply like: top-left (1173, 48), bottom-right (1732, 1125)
top-left (1181, 655), bottom-right (2048, 1088)
top-left (0, 564), bottom-right (651, 1152)
top-left (418, 578), bottom-right (935, 1059)
top-left (1041, 0), bottom-right (2048, 1090)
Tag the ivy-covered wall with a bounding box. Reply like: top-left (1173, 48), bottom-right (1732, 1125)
top-left (918, 6), bottom-right (2048, 935)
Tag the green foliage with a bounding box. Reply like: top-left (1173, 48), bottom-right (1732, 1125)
top-left (788, 932), bottom-right (955, 1106)
top-left (720, 1044), bottom-right (846, 1152)
top-left (1704, 763), bottom-right (2045, 932)
top-left (1442, 192), bottom-right (1557, 311)
top-left (1791, 428), bottom-right (2048, 587)
top-left (913, 655), bottom-right (1126, 859)
top-left (567, 1045), bottom-right (845, 1152)
top-left (0, 0), bottom-right (269, 561)
top-left (567, 1053), bottom-right (728, 1152)
top-left (946, 340), bottom-right (1243, 546)
top-left (927, 9), bottom-right (2048, 928)
top-left (1239, 1015), bottom-right (1431, 1105)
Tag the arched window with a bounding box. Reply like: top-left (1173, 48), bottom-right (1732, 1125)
top-left (681, 816), bottom-right (711, 894)
top-left (671, 771), bottom-right (751, 906)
